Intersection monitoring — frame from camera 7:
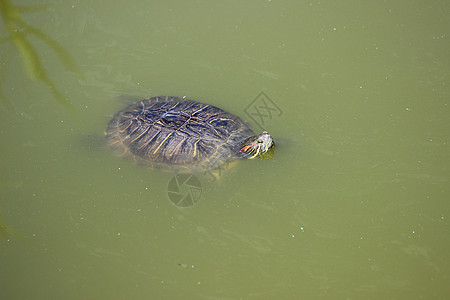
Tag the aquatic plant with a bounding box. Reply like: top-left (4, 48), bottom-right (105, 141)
top-left (0, 0), bottom-right (79, 115)
top-left (0, 214), bottom-right (11, 237)
top-left (0, 212), bottom-right (17, 240)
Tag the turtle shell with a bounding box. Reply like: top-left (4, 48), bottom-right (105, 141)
top-left (105, 96), bottom-right (254, 172)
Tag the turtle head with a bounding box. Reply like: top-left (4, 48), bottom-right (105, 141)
top-left (239, 131), bottom-right (275, 159)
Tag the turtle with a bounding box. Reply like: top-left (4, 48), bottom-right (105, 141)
top-left (105, 96), bottom-right (275, 173)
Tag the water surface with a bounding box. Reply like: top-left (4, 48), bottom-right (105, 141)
top-left (1, 0), bottom-right (449, 299)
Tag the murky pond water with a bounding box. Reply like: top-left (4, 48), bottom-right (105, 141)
top-left (1, 0), bottom-right (449, 299)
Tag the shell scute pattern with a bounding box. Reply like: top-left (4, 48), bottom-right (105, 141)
top-left (106, 96), bottom-right (254, 172)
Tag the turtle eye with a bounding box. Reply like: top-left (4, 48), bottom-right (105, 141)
top-left (257, 140), bottom-right (263, 144)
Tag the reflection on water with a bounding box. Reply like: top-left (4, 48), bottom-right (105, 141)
top-left (0, 0), bottom-right (79, 115)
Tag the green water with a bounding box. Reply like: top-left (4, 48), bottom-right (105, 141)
top-left (1, 0), bottom-right (449, 299)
